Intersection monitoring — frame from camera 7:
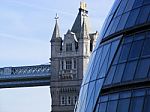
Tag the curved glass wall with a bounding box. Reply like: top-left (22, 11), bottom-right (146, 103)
top-left (75, 0), bottom-right (150, 112)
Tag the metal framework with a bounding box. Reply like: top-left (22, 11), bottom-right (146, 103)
top-left (0, 64), bottom-right (51, 88)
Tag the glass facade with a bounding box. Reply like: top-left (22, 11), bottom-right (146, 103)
top-left (75, 0), bottom-right (150, 112)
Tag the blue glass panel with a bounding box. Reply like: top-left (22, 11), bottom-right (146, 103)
top-left (143, 96), bottom-right (150, 112)
top-left (104, 66), bottom-right (117, 85)
top-left (100, 95), bottom-right (109, 102)
top-left (123, 35), bottom-right (134, 44)
top-left (106, 100), bottom-right (118, 112)
top-left (134, 32), bottom-right (145, 41)
top-left (82, 51), bottom-right (96, 85)
top-left (120, 91), bottom-right (131, 98)
top-left (99, 102), bottom-right (107, 112)
top-left (114, 0), bottom-right (129, 17)
top-left (85, 85), bottom-right (95, 112)
top-left (129, 97), bottom-right (144, 112)
top-left (116, 12), bottom-right (130, 31)
top-left (105, 19), bottom-right (115, 37)
top-left (132, 89), bottom-right (146, 96)
top-left (110, 0), bottom-right (122, 15)
top-left (124, 0), bottom-right (135, 12)
top-left (90, 48), bottom-right (103, 81)
top-left (110, 16), bottom-right (121, 34)
top-left (133, 0), bottom-right (144, 8)
top-left (94, 79), bottom-right (104, 104)
top-left (146, 31), bottom-right (150, 38)
top-left (128, 40), bottom-right (144, 60)
top-left (142, 39), bottom-right (150, 57)
top-left (108, 39), bottom-right (121, 66)
top-left (117, 99), bottom-right (130, 112)
top-left (143, 0), bottom-right (150, 5)
top-left (109, 93), bottom-right (119, 100)
top-left (125, 8), bottom-right (140, 28)
top-left (136, 5), bottom-right (150, 24)
top-left (135, 58), bottom-right (150, 79)
top-left (113, 45), bottom-right (122, 64)
top-left (119, 43), bottom-right (132, 62)
top-left (113, 63), bottom-right (126, 83)
top-left (122, 61), bottom-right (138, 81)
top-left (85, 81), bottom-right (95, 109)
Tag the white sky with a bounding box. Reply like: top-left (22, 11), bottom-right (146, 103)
top-left (0, 0), bottom-right (115, 112)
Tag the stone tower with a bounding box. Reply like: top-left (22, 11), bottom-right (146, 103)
top-left (50, 2), bottom-right (98, 112)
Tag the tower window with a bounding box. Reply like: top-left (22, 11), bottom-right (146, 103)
top-left (66, 43), bottom-right (72, 52)
top-left (74, 59), bottom-right (77, 69)
top-left (66, 59), bottom-right (72, 70)
top-left (67, 96), bottom-right (71, 105)
top-left (60, 96), bottom-right (65, 105)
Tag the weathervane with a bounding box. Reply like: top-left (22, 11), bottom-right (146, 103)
top-left (55, 13), bottom-right (59, 21)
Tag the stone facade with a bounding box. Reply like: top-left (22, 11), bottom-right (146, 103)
top-left (50, 2), bottom-right (98, 112)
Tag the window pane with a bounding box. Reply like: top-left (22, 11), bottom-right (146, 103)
top-left (124, 0), bottom-right (135, 12)
top-left (113, 63), bottom-right (126, 83)
top-left (133, 0), bottom-right (144, 9)
top-left (110, 16), bottom-right (121, 34)
top-left (143, 96), bottom-right (150, 112)
top-left (143, 0), bottom-right (150, 5)
top-left (106, 101), bottom-right (118, 112)
top-left (99, 102), bottom-right (107, 112)
top-left (129, 97), bottom-right (144, 112)
top-left (114, 0), bottom-right (129, 17)
top-left (125, 8), bottom-right (140, 28)
top-left (136, 5), bottom-right (150, 24)
top-left (113, 44), bottom-right (122, 65)
top-left (119, 43), bottom-right (132, 62)
top-left (116, 12), bottom-right (130, 31)
top-left (104, 66), bottom-right (117, 85)
top-left (135, 58), bottom-right (150, 79)
top-left (142, 39), bottom-right (150, 56)
top-left (122, 61), bottom-right (138, 81)
top-left (128, 40), bottom-right (144, 59)
top-left (117, 99), bottom-right (130, 112)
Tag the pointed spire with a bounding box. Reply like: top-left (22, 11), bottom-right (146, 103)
top-left (80, 13), bottom-right (89, 39)
top-left (51, 14), bottom-right (61, 41)
top-left (71, 1), bottom-right (90, 40)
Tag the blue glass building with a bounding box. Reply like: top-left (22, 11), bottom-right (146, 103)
top-left (75, 0), bottom-right (150, 112)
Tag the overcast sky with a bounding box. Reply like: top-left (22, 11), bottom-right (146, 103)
top-left (0, 0), bottom-right (115, 112)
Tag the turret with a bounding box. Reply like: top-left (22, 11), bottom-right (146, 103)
top-left (50, 14), bottom-right (62, 58)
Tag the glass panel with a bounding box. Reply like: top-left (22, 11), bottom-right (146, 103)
top-left (109, 93), bottom-right (119, 100)
top-left (117, 99), bottom-right (130, 112)
top-left (110, 16), bottom-right (121, 34)
top-left (132, 89), bottom-right (146, 96)
top-left (120, 91), bottom-right (131, 98)
top-left (99, 102), bottom-right (107, 112)
top-left (100, 95), bottom-right (109, 102)
top-left (124, 0), bottom-right (135, 12)
top-left (104, 66), bottom-right (117, 85)
top-left (123, 35), bottom-right (134, 44)
top-left (129, 97), bottom-right (144, 112)
top-left (113, 45), bottom-right (122, 65)
top-left (116, 12), bottom-right (130, 31)
top-left (122, 61), bottom-right (138, 81)
top-left (106, 100), bottom-right (118, 112)
top-left (143, 0), bottom-right (150, 5)
top-left (134, 32), bottom-right (145, 41)
top-left (113, 63), bottom-right (126, 83)
top-left (119, 43), bottom-right (132, 62)
top-left (105, 19), bottom-right (115, 37)
top-left (135, 58), bottom-right (150, 79)
top-left (125, 8), bottom-right (140, 28)
top-left (143, 96), bottom-right (150, 112)
top-left (114, 0), bottom-right (129, 17)
top-left (136, 5), bottom-right (150, 24)
top-left (128, 40), bottom-right (144, 60)
top-left (133, 0), bottom-right (144, 8)
top-left (141, 39), bottom-right (150, 57)
top-left (94, 79), bottom-right (104, 104)
top-left (90, 48), bottom-right (103, 81)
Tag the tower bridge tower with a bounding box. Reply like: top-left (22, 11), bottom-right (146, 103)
top-left (50, 2), bottom-right (98, 112)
